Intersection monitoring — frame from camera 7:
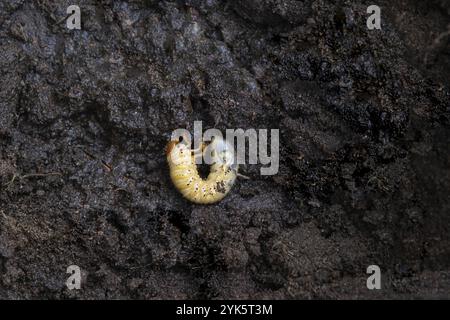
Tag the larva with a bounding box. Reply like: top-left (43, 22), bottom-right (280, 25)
top-left (166, 136), bottom-right (238, 204)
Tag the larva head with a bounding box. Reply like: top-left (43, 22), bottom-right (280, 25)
top-left (167, 131), bottom-right (192, 156)
top-left (166, 138), bottom-right (191, 166)
top-left (166, 140), bottom-right (178, 156)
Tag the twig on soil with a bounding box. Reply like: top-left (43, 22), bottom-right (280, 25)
top-left (6, 172), bottom-right (62, 188)
top-left (424, 23), bottom-right (450, 65)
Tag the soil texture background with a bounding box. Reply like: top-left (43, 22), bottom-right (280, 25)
top-left (0, 0), bottom-right (449, 299)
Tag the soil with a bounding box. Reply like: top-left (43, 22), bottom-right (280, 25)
top-left (0, 0), bottom-right (449, 299)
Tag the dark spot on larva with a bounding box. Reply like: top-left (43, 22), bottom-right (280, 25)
top-left (216, 180), bottom-right (227, 194)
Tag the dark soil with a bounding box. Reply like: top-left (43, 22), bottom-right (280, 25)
top-left (0, 0), bottom-right (449, 299)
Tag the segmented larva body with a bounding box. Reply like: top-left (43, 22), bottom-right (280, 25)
top-left (166, 137), bottom-right (238, 204)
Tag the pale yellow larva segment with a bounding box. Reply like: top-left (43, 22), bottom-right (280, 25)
top-left (167, 142), bottom-right (237, 204)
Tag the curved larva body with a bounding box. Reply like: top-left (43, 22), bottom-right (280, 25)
top-left (167, 138), bottom-right (237, 204)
